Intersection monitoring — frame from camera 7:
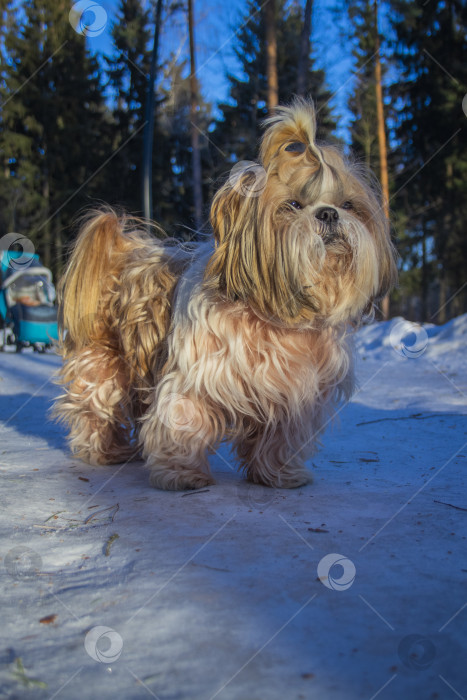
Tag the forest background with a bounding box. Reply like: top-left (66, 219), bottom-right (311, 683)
top-left (0, 0), bottom-right (466, 322)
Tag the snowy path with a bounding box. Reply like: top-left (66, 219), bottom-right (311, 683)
top-left (1, 316), bottom-right (466, 700)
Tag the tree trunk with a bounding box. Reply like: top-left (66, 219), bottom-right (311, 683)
top-left (41, 175), bottom-right (51, 269)
top-left (421, 227), bottom-right (427, 322)
top-left (54, 216), bottom-right (63, 279)
top-left (142, 0), bottom-right (163, 222)
top-left (188, 0), bottom-right (203, 232)
top-left (297, 0), bottom-right (313, 96)
top-left (438, 275), bottom-right (447, 324)
top-left (265, 0), bottom-right (278, 112)
top-left (373, 0), bottom-right (390, 319)
top-left (251, 71), bottom-right (259, 138)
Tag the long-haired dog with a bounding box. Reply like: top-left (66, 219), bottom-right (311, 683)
top-left (54, 99), bottom-right (397, 490)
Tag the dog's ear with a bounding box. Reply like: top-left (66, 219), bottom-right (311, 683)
top-left (206, 167), bottom-right (262, 301)
top-left (206, 165), bottom-right (313, 325)
top-left (209, 164), bottom-right (265, 245)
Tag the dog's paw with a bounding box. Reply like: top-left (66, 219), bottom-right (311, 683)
top-left (148, 467), bottom-right (215, 491)
top-left (247, 467), bottom-right (312, 489)
top-left (277, 471), bottom-right (313, 489)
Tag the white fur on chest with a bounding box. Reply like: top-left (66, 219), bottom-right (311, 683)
top-left (169, 259), bottom-right (352, 425)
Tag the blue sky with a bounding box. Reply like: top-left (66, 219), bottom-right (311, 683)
top-left (84, 0), bottom-right (358, 141)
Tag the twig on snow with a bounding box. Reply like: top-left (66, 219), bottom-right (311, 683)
top-left (433, 500), bottom-right (467, 512)
top-left (356, 413), bottom-right (465, 427)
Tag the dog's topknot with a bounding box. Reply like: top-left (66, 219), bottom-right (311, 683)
top-left (259, 98), bottom-right (319, 169)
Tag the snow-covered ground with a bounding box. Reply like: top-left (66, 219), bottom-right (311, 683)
top-left (1, 315), bottom-right (466, 700)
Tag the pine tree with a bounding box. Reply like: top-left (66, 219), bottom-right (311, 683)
top-left (103, 0), bottom-right (209, 234)
top-left (297, 0), bottom-right (313, 97)
top-left (188, 0), bottom-right (203, 230)
top-left (390, 0), bottom-right (467, 320)
top-left (346, 0), bottom-right (381, 172)
top-left (264, 0), bottom-right (279, 111)
top-left (347, 0), bottom-right (391, 318)
top-left (152, 58), bottom-right (212, 236)
top-left (0, 0), bottom-right (108, 273)
top-left (104, 0), bottom-right (151, 214)
top-left (212, 0), bottom-right (336, 171)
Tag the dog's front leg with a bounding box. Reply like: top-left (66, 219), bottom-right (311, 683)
top-left (140, 372), bottom-right (218, 490)
top-left (234, 417), bottom-right (314, 489)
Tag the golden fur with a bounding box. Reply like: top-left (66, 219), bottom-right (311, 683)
top-left (53, 99), bottom-right (397, 490)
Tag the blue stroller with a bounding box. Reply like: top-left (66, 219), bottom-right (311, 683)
top-left (0, 248), bottom-right (58, 352)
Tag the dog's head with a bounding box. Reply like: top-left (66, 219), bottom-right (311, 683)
top-left (206, 99), bottom-right (398, 327)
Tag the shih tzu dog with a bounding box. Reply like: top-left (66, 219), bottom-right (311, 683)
top-left (54, 99), bottom-right (397, 490)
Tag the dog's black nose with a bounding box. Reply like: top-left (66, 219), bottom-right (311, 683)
top-left (315, 207), bottom-right (339, 224)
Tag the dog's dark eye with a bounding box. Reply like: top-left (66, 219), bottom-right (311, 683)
top-left (342, 201), bottom-right (354, 210)
top-left (288, 200), bottom-right (303, 210)
top-left (285, 142), bottom-right (306, 153)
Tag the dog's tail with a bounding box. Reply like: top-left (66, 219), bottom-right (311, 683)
top-left (58, 208), bottom-right (155, 353)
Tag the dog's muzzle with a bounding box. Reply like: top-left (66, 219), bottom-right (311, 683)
top-left (315, 207), bottom-right (343, 244)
